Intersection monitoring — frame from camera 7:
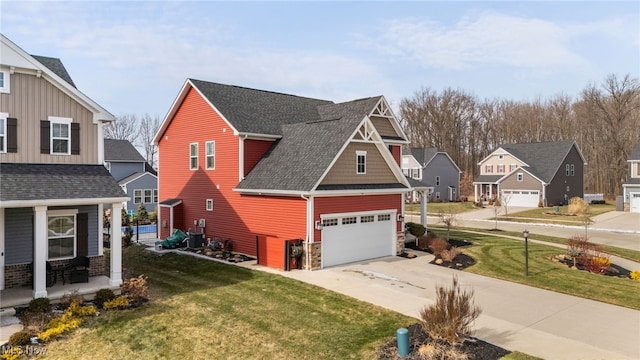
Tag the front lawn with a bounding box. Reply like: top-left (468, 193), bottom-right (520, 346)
top-left (405, 201), bottom-right (476, 215)
top-left (40, 246), bottom-right (413, 359)
top-left (502, 203), bottom-right (616, 225)
top-left (428, 229), bottom-right (640, 310)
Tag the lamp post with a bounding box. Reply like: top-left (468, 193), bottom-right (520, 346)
top-left (523, 229), bottom-right (529, 276)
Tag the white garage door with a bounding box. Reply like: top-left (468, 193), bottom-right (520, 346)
top-left (322, 211), bottom-right (396, 268)
top-left (502, 190), bottom-right (540, 207)
top-left (631, 193), bottom-right (640, 213)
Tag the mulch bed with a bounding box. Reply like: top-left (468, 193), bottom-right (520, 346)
top-left (180, 247), bottom-right (255, 263)
top-left (553, 255), bottom-right (631, 278)
top-left (377, 323), bottom-right (511, 360)
top-left (405, 238), bottom-right (476, 270)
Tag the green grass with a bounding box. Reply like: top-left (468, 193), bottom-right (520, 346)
top-left (428, 228), bottom-right (640, 310)
top-left (406, 201), bottom-right (476, 215)
top-left (501, 203), bottom-right (616, 225)
top-left (41, 246), bottom-right (414, 359)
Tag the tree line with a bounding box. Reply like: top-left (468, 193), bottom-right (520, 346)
top-left (399, 74), bottom-right (640, 199)
top-left (103, 113), bottom-right (162, 168)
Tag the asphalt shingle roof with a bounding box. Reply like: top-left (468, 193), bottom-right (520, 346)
top-left (0, 163), bottom-right (127, 202)
top-left (104, 139), bottom-right (146, 162)
top-left (499, 140), bottom-right (578, 183)
top-left (474, 175), bottom-right (503, 183)
top-left (236, 97), bottom-right (389, 192)
top-left (408, 148), bottom-right (439, 166)
top-left (190, 79), bottom-right (333, 135)
top-left (31, 55), bottom-right (76, 88)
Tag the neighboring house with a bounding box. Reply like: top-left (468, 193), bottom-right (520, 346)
top-left (473, 140), bottom-right (586, 207)
top-left (153, 79), bottom-right (412, 270)
top-left (0, 34), bottom-right (128, 299)
top-left (104, 139), bottom-right (158, 214)
top-left (402, 148), bottom-right (461, 202)
top-left (622, 141), bottom-right (640, 213)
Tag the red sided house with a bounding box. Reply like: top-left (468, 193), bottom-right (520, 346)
top-left (153, 79), bottom-right (410, 270)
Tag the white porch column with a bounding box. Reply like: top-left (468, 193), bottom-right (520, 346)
top-left (489, 184), bottom-right (493, 199)
top-left (110, 202), bottom-right (123, 286)
top-left (420, 190), bottom-right (427, 226)
top-left (33, 206), bottom-right (48, 298)
top-left (474, 184), bottom-right (478, 203)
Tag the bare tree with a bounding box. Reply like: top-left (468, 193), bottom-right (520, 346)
top-left (138, 113), bottom-right (162, 168)
top-left (501, 192), bottom-right (513, 219)
top-left (438, 209), bottom-right (457, 241)
top-left (104, 114), bottom-right (140, 143)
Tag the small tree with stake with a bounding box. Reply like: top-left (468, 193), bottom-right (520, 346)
top-left (438, 208), bottom-right (457, 242)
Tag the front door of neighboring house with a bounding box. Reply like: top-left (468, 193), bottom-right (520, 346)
top-left (448, 187), bottom-right (456, 201)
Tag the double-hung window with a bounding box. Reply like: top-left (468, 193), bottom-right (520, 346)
top-left (190, 143), bottom-right (198, 170)
top-left (0, 70), bottom-right (9, 93)
top-left (153, 189), bottom-right (158, 203)
top-left (0, 113), bottom-right (6, 153)
top-left (206, 141), bottom-right (215, 169)
top-left (566, 164), bottom-right (570, 176)
top-left (144, 189), bottom-right (153, 203)
top-left (570, 164), bottom-right (575, 176)
top-left (47, 210), bottom-right (77, 260)
top-left (134, 190), bottom-right (142, 204)
top-left (50, 116), bottom-right (72, 155)
top-left (485, 165), bottom-right (493, 173)
top-left (497, 164), bottom-right (504, 173)
top-left (356, 151), bottom-right (366, 174)
top-left (435, 176), bottom-right (440, 186)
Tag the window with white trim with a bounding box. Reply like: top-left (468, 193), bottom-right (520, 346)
top-left (411, 169), bottom-right (420, 179)
top-left (570, 164), bottom-right (575, 176)
top-left (566, 164), bottom-right (570, 176)
top-left (517, 173), bottom-right (523, 182)
top-left (153, 189), bottom-right (158, 203)
top-left (50, 116), bottom-right (71, 155)
top-left (485, 164), bottom-right (493, 173)
top-left (133, 189), bottom-right (142, 204)
top-left (144, 189), bottom-right (153, 203)
top-left (206, 199), bottom-right (213, 211)
top-left (498, 154), bottom-right (504, 160)
top-left (0, 113), bottom-right (5, 153)
top-left (206, 141), bottom-right (215, 169)
top-left (47, 210), bottom-right (76, 260)
top-left (435, 192), bottom-right (441, 199)
top-left (435, 176), bottom-right (440, 186)
top-left (356, 151), bottom-right (366, 174)
top-left (497, 164), bottom-right (505, 173)
top-left (0, 70), bottom-right (9, 93)
top-left (190, 143), bottom-right (198, 170)
top-left (402, 169), bottom-right (410, 177)
top-left (510, 164), bottom-right (517, 172)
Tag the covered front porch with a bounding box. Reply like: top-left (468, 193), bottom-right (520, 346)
top-left (473, 176), bottom-right (502, 204)
top-left (0, 275), bottom-right (119, 308)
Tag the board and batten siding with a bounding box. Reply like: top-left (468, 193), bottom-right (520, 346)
top-left (320, 142), bottom-right (396, 185)
top-left (157, 88), bottom-right (306, 255)
top-left (0, 73), bottom-right (98, 164)
top-left (313, 194), bottom-right (402, 242)
top-left (546, 145), bottom-right (585, 206)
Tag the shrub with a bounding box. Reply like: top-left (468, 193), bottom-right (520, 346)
top-left (103, 296), bottom-right (130, 310)
top-left (568, 197), bottom-right (589, 216)
top-left (28, 297), bottom-right (51, 314)
top-left (440, 247), bottom-right (462, 262)
top-left (406, 222), bottom-right (426, 237)
top-left (418, 342), bottom-right (469, 360)
top-left (8, 330), bottom-right (32, 346)
top-left (94, 288), bottom-right (116, 309)
top-left (585, 256), bottom-right (611, 274)
top-left (590, 200), bottom-right (606, 205)
top-left (416, 235), bottom-right (432, 251)
top-left (121, 275), bottom-right (149, 303)
top-left (429, 238), bottom-right (450, 256)
top-left (60, 289), bottom-right (84, 309)
top-left (630, 270), bottom-right (640, 280)
top-left (38, 301), bottom-right (96, 342)
top-left (21, 311), bottom-right (50, 334)
top-left (420, 276), bottom-right (481, 344)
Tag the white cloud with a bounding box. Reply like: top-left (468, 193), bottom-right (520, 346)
top-left (360, 11), bottom-right (630, 71)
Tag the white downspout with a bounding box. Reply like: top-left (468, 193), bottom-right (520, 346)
top-left (239, 135), bottom-right (248, 181)
top-left (301, 194), bottom-right (312, 270)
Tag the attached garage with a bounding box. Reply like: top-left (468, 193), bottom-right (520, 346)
top-left (321, 210), bottom-right (396, 268)
top-left (631, 193), bottom-right (640, 213)
top-left (502, 190), bottom-right (540, 207)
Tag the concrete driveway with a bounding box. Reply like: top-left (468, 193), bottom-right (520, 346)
top-left (262, 254), bottom-right (640, 360)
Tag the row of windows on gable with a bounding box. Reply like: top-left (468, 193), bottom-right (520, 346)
top-left (402, 168), bottom-right (421, 179)
top-left (484, 164), bottom-right (518, 174)
top-left (0, 115), bottom-right (79, 155)
top-left (133, 189), bottom-right (158, 204)
top-left (190, 141), bottom-right (216, 170)
top-left (565, 164), bottom-right (575, 176)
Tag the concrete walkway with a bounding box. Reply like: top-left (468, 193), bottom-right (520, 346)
top-left (243, 253), bottom-right (640, 360)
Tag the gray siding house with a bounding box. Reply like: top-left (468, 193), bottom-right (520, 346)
top-left (402, 148), bottom-right (461, 202)
top-left (622, 141), bottom-right (640, 213)
top-left (104, 139), bottom-right (158, 214)
top-left (0, 34), bottom-right (128, 301)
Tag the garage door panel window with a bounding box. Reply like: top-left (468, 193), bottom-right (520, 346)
top-left (361, 215), bottom-right (374, 223)
top-left (377, 214), bottom-right (391, 221)
top-left (322, 218), bottom-right (338, 227)
top-left (342, 217), bottom-right (357, 225)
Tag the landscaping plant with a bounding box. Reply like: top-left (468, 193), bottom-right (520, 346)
top-left (419, 276), bottom-right (481, 344)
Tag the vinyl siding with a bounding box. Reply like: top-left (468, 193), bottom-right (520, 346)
top-left (480, 153), bottom-right (524, 175)
top-left (0, 72), bottom-right (98, 164)
top-left (370, 116), bottom-right (398, 138)
top-left (244, 139), bottom-right (274, 177)
top-left (500, 171), bottom-right (542, 191)
top-left (546, 145), bottom-right (584, 205)
top-left (423, 153), bottom-right (460, 199)
top-left (157, 88), bottom-right (306, 255)
top-left (320, 142), bottom-right (396, 185)
top-left (125, 174), bottom-right (158, 213)
top-left (313, 194), bottom-right (402, 241)
top-left (5, 207), bottom-right (34, 265)
top-left (109, 162), bottom-right (146, 182)
top-left (389, 145), bottom-right (401, 166)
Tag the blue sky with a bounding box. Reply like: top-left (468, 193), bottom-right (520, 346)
top-left (1, 1), bottom-right (638, 118)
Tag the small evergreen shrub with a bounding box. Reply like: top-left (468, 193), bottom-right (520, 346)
top-left (103, 296), bottom-right (130, 310)
top-left (28, 297), bottom-right (51, 314)
top-left (405, 222), bottom-right (426, 237)
top-left (420, 276), bottom-right (481, 344)
top-left (94, 288), bottom-right (116, 308)
top-left (8, 330), bottom-right (32, 346)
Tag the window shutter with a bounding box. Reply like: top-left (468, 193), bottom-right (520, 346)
top-left (7, 117), bottom-right (17, 153)
top-left (40, 120), bottom-right (50, 154)
top-left (77, 212), bottom-right (89, 257)
top-left (71, 122), bottom-right (80, 155)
